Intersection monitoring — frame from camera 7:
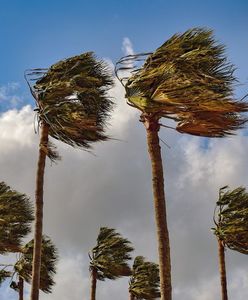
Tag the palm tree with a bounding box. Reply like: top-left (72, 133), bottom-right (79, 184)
top-left (116, 28), bottom-right (248, 300)
top-left (0, 182), bottom-right (34, 254)
top-left (213, 186), bottom-right (248, 300)
top-left (89, 227), bottom-right (133, 300)
top-left (0, 235), bottom-right (58, 300)
top-left (26, 52), bottom-right (114, 300)
top-left (129, 256), bottom-right (160, 300)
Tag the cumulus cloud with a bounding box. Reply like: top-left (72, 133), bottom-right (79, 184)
top-left (122, 37), bottom-right (134, 56)
top-left (1, 50), bottom-right (248, 300)
top-left (0, 83), bottom-right (23, 110)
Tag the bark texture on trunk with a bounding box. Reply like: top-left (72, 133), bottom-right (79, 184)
top-left (144, 116), bottom-right (172, 300)
top-left (18, 277), bottom-right (24, 300)
top-left (218, 239), bottom-right (228, 300)
top-left (129, 292), bottom-right (135, 300)
top-left (30, 122), bottom-right (49, 300)
top-left (90, 268), bottom-right (97, 300)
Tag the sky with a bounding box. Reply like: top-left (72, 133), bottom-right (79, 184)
top-left (0, 0), bottom-right (248, 299)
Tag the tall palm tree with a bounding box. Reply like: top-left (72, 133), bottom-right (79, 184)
top-left (213, 186), bottom-right (248, 300)
top-left (89, 227), bottom-right (133, 300)
top-left (129, 256), bottom-right (160, 300)
top-left (26, 52), bottom-right (114, 300)
top-left (0, 235), bottom-right (58, 300)
top-left (116, 28), bottom-right (248, 300)
top-left (0, 182), bottom-right (34, 254)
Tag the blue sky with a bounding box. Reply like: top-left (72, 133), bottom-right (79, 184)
top-left (0, 0), bottom-right (248, 108)
top-left (1, 1), bottom-right (248, 300)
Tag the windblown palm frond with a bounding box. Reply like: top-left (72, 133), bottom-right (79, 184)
top-left (117, 28), bottom-right (248, 137)
top-left (26, 52), bottom-right (114, 149)
top-left (129, 256), bottom-right (160, 300)
top-left (0, 269), bottom-right (11, 285)
top-left (213, 186), bottom-right (248, 254)
top-left (14, 235), bottom-right (58, 293)
top-left (89, 227), bottom-right (133, 281)
top-left (0, 182), bottom-right (34, 254)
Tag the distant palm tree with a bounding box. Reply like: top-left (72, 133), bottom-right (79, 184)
top-left (89, 227), bottom-right (133, 300)
top-left (0, 182), bottom-right (34, 254)
top-left (213, 186), bottom-right (248, 300)
top-left (0, 236), bottom-right (58, 300)
top-left (129, 256), bottom-right (160, 300)
top-left (116, 28), bottom-right (248, 300)
top-left (26, 53), bottom-right (114, 300)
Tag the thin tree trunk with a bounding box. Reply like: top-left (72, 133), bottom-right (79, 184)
top-left (30, 122), bottom-right (49, 300)
top-left (129, 292), bottom-right (135, 300)
top-left (90, 268), bottom-right (97, 300)
top-left (218, 239), bottom-right (228, 300)
top-left (18, 277), bottom-right (24, 300)
top-left (144, 115), bottom-right (172, 300)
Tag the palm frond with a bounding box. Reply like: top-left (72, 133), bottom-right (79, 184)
top-left (129, 256), bottom-right (160, 299)
top-left (213, 186), bottom-right (248, 254)
top-left (0, 269), bottom-right (12, 286)
top-left (89, 227), bottom-right (133, 281)
top-left (117, 27), bottom-right (248, 137)
top-left (14, 235), bottom-right (58, 293)
top-left (26, 52), bottom-right (114, 149)
top-left (0, 182), bottom-right (34, 254)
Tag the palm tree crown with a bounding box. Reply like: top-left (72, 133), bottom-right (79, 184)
top-left (213, 186), bottom-right (248, 254)
top-left (89, 227), bottom-right (134, 280)
top-left (13, 236), bottom-right (58, 293)
top-left (129, 256), bottom-right (160, 299)
top-left (0, 182), bottom-right (34, 254)
top-left (117, 28), bottom-right (248, 137)
top-left (27, 52), bottom-right (114, 149)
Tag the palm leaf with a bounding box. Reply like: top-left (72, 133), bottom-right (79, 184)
top-left (89, 227), bottom-right (133, 281)
top-left (117, 28), bottom-right (248, 137)
top-left (213, 186), bottom-right (248, 254)
top-left (129, 256), bottom-right (160, 299)
top-left (14, 235), bottom-right (58, 293)
top-left (26, 52), bottom-right (114, 149)
top-left (0, 182), bottom-right (34, 254)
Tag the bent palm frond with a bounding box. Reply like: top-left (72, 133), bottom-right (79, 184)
top-left (26, 52), bottom-right (114, 149)
top-left (117, 28), bottom-right (248, 137)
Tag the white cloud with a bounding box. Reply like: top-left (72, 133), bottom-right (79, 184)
top-left (0, 83), bottom-right (23, 109)
top-left (122, 37), bottom-right (134, 56)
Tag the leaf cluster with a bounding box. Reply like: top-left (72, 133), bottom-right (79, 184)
top-left (0, 182), bottom-right (34, 254)
top-left (13, 235), bottom-right (58, 293)
top-left (129, 256), bottom-right (160, 300)
top-left (89, 227), bottom-right (133, 280)
top-left (0, 269), bottom-right (11, 285)
top-left (213, 186), bottom-right (248, 254)
top-left (120, 28), bottom-right (248, 137)
top-left (29, 52), bottom-right (114, 149)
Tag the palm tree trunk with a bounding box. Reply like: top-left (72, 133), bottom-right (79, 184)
top-left (129, 292), bottom-right (135, 300)
top-left (18, 277), bottom-right (24, 300)
top-left (90, 268), bottom-right (97, 300)
top-left (144, 116), bottom-right (172, 300)
top-left (30, 122), bottom-right (49, 300)
top-left (218, 239), bottom-right (228, 300)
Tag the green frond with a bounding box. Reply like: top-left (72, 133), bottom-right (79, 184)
top-left (119, 27), bottom-right (248, 137)
top-left (0, 182), bottom-right (34, 254)
top-left (89, 227), bottom-right (133, 281)
top-left (28, 52), bottom-right (114, 149)
top-left (129, 256), bottom-right (160, 299)
top-left (213, 186), bottom-right (248, 254)
top-left (14, 235), bottom-right (58, 293)
top-left (0, 269), bottom-right (12, 286)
